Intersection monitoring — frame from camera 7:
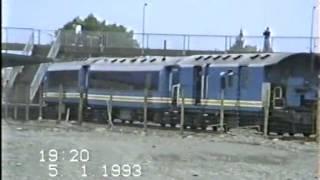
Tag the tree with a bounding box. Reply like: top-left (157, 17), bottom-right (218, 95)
top-left (59, 14), bottom-right (139, 48)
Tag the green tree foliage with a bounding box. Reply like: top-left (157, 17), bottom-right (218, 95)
top-left (229, 43), bottom-right (258, 53)
top-left (60, 14), bottom-right (139, 48)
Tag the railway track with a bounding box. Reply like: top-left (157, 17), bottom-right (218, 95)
top-left (2, 118), bottom-right (316, 141)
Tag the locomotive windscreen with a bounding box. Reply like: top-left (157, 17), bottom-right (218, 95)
top-left (89, 71), bottom-right (159, 91)
top-left (47, 70), bottom-right (79, 90)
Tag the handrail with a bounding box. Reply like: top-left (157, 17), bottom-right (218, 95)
top-left (29, 31), bottom-right (61, 102)
top-left (6, 32), bottom-right (34, 89)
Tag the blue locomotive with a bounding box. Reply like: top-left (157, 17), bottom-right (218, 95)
top-left (43, 52), bottom-right (319, 135)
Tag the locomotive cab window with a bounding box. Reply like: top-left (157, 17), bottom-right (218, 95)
top-left (47, 71), bottom-right (79, 90)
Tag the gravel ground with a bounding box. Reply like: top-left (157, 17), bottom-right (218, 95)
top-left (2, 119), bottom-right (319, 180)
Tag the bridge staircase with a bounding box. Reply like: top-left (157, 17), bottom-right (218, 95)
top-left (29, 31), bottom-right (61, 102)
top-left (4, 32), bottom-right (35, 103)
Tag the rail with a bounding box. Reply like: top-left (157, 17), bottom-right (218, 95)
top-left (29, 31), bottom-right (61, 102)
top-left (2, 27), bottom-right (320, 53)
top-left (6, 32), bottom-right (34, 89)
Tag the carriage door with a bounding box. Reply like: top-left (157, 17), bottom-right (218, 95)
top-left (169, 67), bottom-right (180, 106)
top-left (193, 66), bottom-right (202, 105)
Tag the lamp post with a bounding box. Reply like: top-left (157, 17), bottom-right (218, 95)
top-left (310, 3), bottom-right (319, 72)
top-left (310, 6), bottom-right (316, 53)
top-left (142, 3), bottom-right (148, 56)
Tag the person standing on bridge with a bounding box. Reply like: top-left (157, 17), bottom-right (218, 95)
top-left (74, 24), bottom-right (83, 46)
top-left (263, 27), bottom-right (272, 52)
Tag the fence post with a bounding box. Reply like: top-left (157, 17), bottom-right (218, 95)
top-left (65, 108), bottom-right (70, 122)
top-left (78, 91), bottom-right (84, 125)
top-left (143, 74), bottom-right (152, 132)
top-left (38, 29), bottom-right (41, 45)
top-left (182, 35), bottom-right (186, 54)
top-left (4, 85), bottom-right (9, 119)
top-left (262, 83), bottom-right (271, 137)
top-left (38, 82), bottom-right (43, 121)
top-left (14, 105), bottom-right (18, 120)
top-left (180, 88), bottom-right (185, 136)
top-left (25, 87), bottom-right (30, 121)
top-left (219, 87), bottom-right (225, 132)
top-left (58, 84), bottom-right (64, 123)
top-left (224, 36), bottom-right (228, 52)
top-left (163, 40), bottom-right (167, 58)
top-left (107, 95), bottom-right (114, 129)
top-left (316, 78), bottom-right (320, 142)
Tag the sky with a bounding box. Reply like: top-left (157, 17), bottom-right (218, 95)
top-left (2, 0), bottom-right (319, 52)
top-left (2, 0), bottom-right (317, 36)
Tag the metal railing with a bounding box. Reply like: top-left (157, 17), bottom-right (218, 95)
top-left (6, 32), bottom-right (34, 89)
top-left (2, 27), bottom-right (320, 53)
top-left (29, 31), bottom-right (62, 102)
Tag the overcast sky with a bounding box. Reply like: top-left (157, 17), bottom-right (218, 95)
top-left (2, 0), bottom-right (317, 36)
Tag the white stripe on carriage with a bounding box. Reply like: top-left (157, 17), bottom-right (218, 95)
top-left (44, 92), bottom-right (262, 107)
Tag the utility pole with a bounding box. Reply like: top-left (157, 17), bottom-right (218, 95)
top-left (141, 3), bottom-right (148, 56)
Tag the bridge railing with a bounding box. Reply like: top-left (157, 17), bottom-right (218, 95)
top-left (2, 26), bottom-right (320, 53)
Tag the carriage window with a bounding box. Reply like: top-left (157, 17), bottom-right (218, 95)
top-left (89, 71), bottom-right (159, 91)
top-left (47, 71), bottom-right (79, 90)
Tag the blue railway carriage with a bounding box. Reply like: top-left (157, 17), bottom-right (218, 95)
top-left (85, 56), bottom-right (182, 124)
top-left (175, 54), bottom-right (267, 130)
top-left (41, 53), bottom-right (319, 135)
top-left (174, 53), bottom-right (319, 134)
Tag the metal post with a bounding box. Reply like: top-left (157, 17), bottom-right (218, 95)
top-left (317, 74), bottom-right (320, 179)
top-left (78, 91), bottom-right (84, 125)
top-left (146, 34), bottom-right (149, 49)
top-left (143, 74), bottom-right (151, 132)
top-left (262, 83), bottom-right (271, 136)
top-left (310, 6), bottom-right (316, 54)
top-left (317, 87), bottom-right (320, 142)
top-left (141, 3), bottom-right (148, 56)
top-left (219, 88), bottom-right (225, 132)
top-left (58, 84), bottom-right (63, 123)
top-left (38, 29), bottom-right (41, 45)
top-left (163, 40), bottom-right (167, 58)
top-left (38, 82), bottom-right (43, 121)
top-left (187, 35), bottom-right (190, 50)
top-left (182, 35), bottom-right (186, 56)
top-left (225, 36), bottom-right (228, 52)
top-left (25, 88), bottom-right (30, 121)
top-left (310, 6), bottom-right (316, 72)
top-left (6, 27), bottom-right (8, 53)
top-left (4, 85), bottom-right (9, 119)
top-left (180, 88), bottom-right (185, 135)
top-left (107, 95), bottom-right (114, 129)
top-left (14, 105), bottom-right (18, 120)
top-left (65, 108), bottom-right (70, 122)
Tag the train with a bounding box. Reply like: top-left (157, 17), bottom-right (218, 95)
top-left (42, 52), bottom-right (320, 136)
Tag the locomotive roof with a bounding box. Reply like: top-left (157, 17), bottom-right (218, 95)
top-left (47, 53), bottom-right (318, 71)
top-left (47, 61), bottom-right (88, 71)
top-left (178, 53), bottom-right (313, 67)
top-left (86, 56), bottom-right (182, 65)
